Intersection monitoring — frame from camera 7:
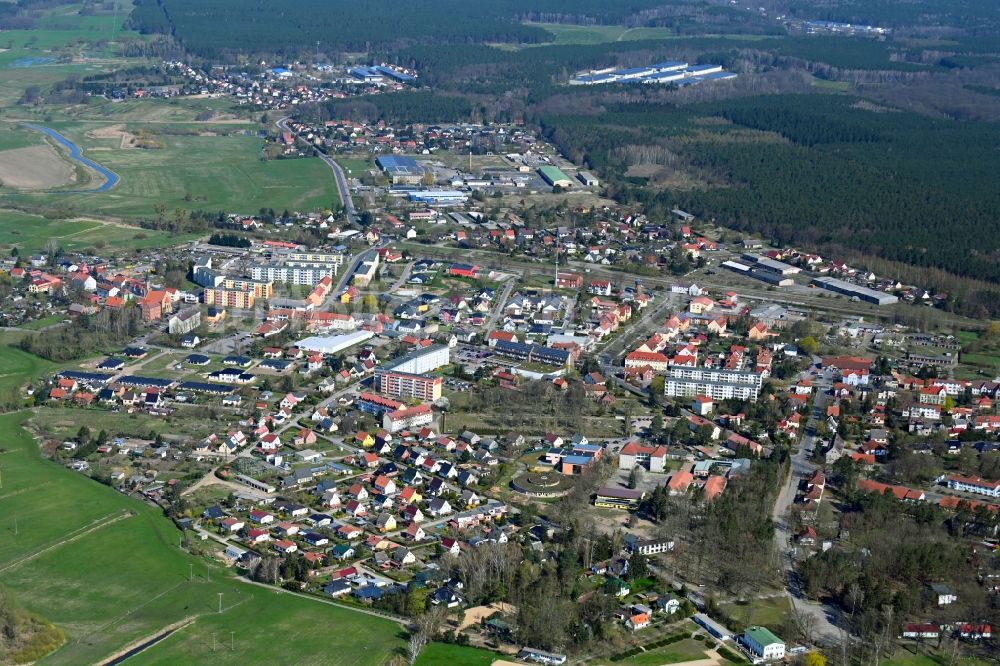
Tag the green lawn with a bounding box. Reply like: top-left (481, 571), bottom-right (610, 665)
top-left (597, 638), bottom-right (709, 666)
top-left (414, 643), bottom-right (499, 666)
top-left (884, 652), bottom-right (991, 666)
top-left (0, 410), bottom-right (406, 665)
top-left (336, 158), bottom-right (373, 177)
top-left (12, 127), bottom-right (338, 218)
top-left (18, 314), bottom-right (67, 330)
top-left (719, 596), bottom-right (790, 628)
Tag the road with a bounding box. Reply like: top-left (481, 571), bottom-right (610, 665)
top-left (771, 357), bottom-right (842, 644)
top-left (276, 117), bottom-right (357, 225)
top-left (484, 277), bottom-right (517, 335)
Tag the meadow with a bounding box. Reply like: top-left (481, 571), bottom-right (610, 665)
top-left (525, 23), bottom-right (678, 46)
top-left (0, 210), bottom-right (195, 255)
top-left (0, 410), bottom-right (406, 665)
top-left (7, 126), bottom-right (338, 218)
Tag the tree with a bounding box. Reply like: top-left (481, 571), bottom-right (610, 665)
top-left (627, 466), bottom-right (639, 489)
top-left (627, 553), bottom-right (649, 581)
top-left (804, 652), bottom-right (827, 666)
top-left (799, 336), bottom-right (818, 355)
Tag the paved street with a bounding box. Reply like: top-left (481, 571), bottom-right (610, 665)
top-left (277, 116), bottom-right (357, 225)
top-left (771, 358), bottom-right (843, 644)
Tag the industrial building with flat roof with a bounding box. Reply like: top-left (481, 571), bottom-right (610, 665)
top-left (376, 155), bottom-right (424, 184)
top-left (810, 276), bottom-right (899, 305)
top-left (538, 165), bottom-right (572, 188)
top-left (296, 330), bottom-right (374, 355)
top-left (570, 61), bottom-right (735, 87)
top-left (405, 190), bottom-right (468, 206)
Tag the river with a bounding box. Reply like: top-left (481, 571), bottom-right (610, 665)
top-left (25, 124), bottom-right (120, 192)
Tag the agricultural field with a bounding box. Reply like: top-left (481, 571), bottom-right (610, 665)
top-left (0, 410), bottom-right (406, 665)
top-left (8, 125), bottom-right (338, 217)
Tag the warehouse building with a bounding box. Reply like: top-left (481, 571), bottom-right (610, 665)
top-left (375, 155), bottom-right (424, 185)
top-left (741, 254), bottom-right (800, 276)
top-left (810, 277), bottom-right (899, 305)
top-left (405, 190), bottom-right (468, 206)
top-left (577, 171), bottom-right (599, 187)
top-left (538, 165), bottom-right (573, 188)
top-left (295, 330), bottom-right (374, 355)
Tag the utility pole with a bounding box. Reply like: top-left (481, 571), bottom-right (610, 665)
top-left (218, 592), bottom-right (223, 613)
top-left (189, 563), bottom-right (193, 581)
top-left (231, 632), bottom-right (235, 651)
top-left (212, 633), bottom-right (216, 652)
top-left (206, 564), bottom-right (211, 582)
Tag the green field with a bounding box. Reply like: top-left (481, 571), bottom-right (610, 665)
top-left (597, 638), bottom-right (710, 666)
top-left (0, 345), bottom-right (55, 396)
top-left (414, 642), bottom-right (500, 666)
top-left (336, 158), bottom-right (374, 177)
top-left (0, 210), bottom-right (197, 254)
top-left (0, 410), bottom-right (405, 664)
top-left (528, 22), bottom-right (677, 45)
top-left (11, 127), bottom-right (338, 217)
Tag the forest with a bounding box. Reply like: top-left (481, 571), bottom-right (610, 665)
top-left (536, 94), bottom-right (1000, 313)
top-left (127, 0), bottom-right (684, 58)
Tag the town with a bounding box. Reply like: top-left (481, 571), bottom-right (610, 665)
top-left (1, 114), bottom-right (996, 666)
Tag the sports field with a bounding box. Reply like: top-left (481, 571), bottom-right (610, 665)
top-left (0, 410), bottom-right (406, 664)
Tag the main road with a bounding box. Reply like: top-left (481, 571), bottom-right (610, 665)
top-left (276, 117), bottom-right (357, 225)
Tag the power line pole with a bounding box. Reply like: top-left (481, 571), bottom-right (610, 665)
top-left (218, 592), bottom-right (223, 613)
top-left (212, 633), bottom-right (216, 652)
top-left (231, 632), bottom-right (235, 651)
top-left (189, 563), bottom-right (193, 581)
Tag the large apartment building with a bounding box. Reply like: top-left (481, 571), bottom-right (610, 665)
top-left (664, 365), bottom-right (763, 402)
top-left (250, 252), bottom-right (345, 285)
top-left (223, 277), bottom-right (273, 300)
top-left (204, 288), bottom-right (256, 309)
top-left (374, 369), bottom-right (442, 401)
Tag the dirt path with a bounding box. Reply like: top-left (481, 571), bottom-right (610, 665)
top-left (181, 469), bottom-right (250, 497)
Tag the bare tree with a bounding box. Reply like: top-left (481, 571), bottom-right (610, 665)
top-left (407, 631), bottom-right (427, 666)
